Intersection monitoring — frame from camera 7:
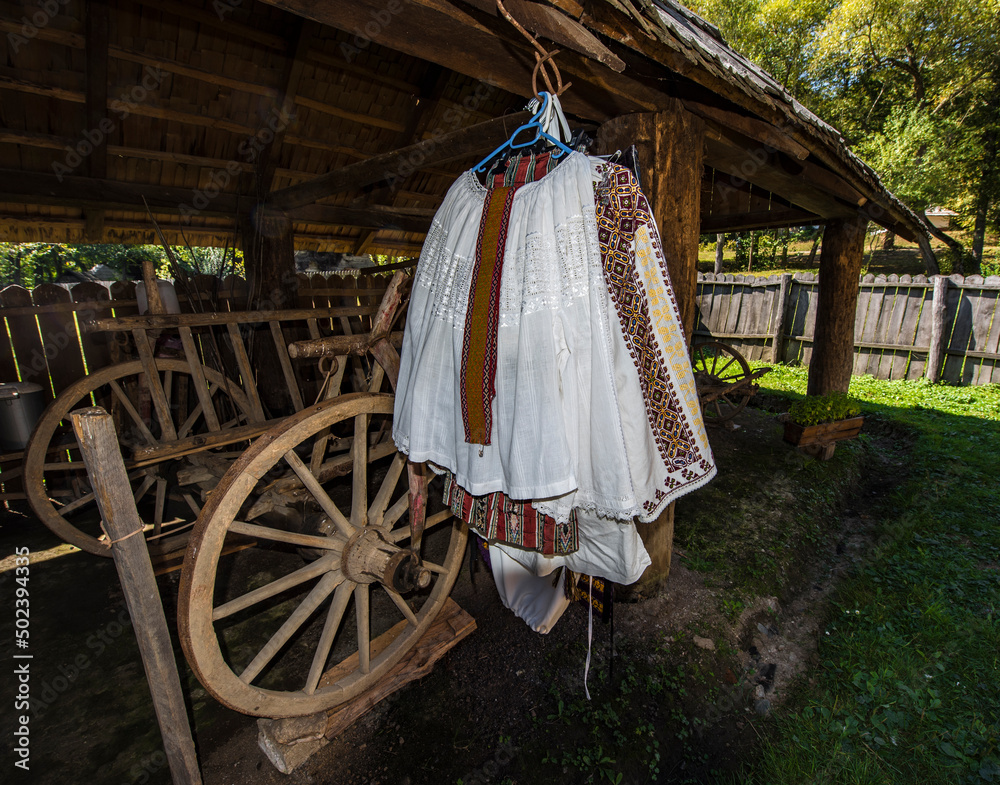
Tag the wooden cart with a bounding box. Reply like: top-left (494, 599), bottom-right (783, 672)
top-left (25, 272), bottom-right (468, 718)
top-left (691, 340), bottom-right (772, 423)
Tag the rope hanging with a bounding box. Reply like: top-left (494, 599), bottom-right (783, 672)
top-left (495, 0), bottom-right (572, 98)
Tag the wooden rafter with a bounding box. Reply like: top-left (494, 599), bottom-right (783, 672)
top-left (0, 170), bottom-right (434, 233)
top-left (268, 111), bottom-right (532, 211)
top-left (255, 0), bottom-right (668, 120)
top-left (353, 64), bottom-right (452, 253)
top-left (700, 208), bottom-right (820, 233)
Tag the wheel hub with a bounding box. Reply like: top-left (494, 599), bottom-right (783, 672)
top-left (341, 527), bottom-right (431, 592)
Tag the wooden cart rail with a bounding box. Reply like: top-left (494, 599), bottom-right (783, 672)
top-left (81, 306), bottom-right (378, 332)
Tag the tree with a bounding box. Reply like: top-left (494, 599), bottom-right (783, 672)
top-left (811, 0), bottom-right (1000, 271)
top-left (691, 0), bottom-right (1000, 274)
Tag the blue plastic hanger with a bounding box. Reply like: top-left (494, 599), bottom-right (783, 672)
top-left (474, 92), bottom-right (575, 173)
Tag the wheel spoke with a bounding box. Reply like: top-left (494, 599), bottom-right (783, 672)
top-left (382, 586), bottom-right (419, 626)
top-left (370, 453), bottom-right (405, 528)
top-left (381, 494), bottom-right (409, 533)
top-left (153, 478), bottom-right (168, 533)
top-left (355, 584), bottom-right (370, 675)
top-left (283, 450), bottom-right (353, 538)
top-left (133, 474), bottom-right (157, 505)
top-left (387, 509), bottom-right (452, 543)
top-left (239, 571), bottom-right (341, 684)
top-left (213, 554), bottom-right (341, 621)
top-left (351, 414), bottom-right (369, 528)
top-left (304, 580), bottom-right (354, 694)
top-left (183, 493), bottom-right (202, 516)
top-left (716, 356), bottom-right (737, 376)
top-left (41, 461), bottom-right (88, 472)
top-left (55, 489), bottom-right (97, 515)
top-left (109, 380), bottom-right (157, 446)
top-left (422, 561), bottom-right (449, 575)
top-left (229, 520), bottom-right (343, 550)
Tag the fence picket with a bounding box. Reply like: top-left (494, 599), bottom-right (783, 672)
top-left (32, 284), bottom-right (87, 397)
top-left (0, 285), bottom-right (52, 400)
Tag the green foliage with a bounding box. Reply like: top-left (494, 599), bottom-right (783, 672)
top-left (0, 242), bottom-right (244, 287)
top-left (789, 391), bottom-right (863, 425)
top-left (690, 0), bottom-right (1000, 263)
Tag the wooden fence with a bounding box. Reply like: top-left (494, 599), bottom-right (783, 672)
top-left (694, 272), bottom-right (1000, 386)
top-left (0, 271), bottom-right (398, 500)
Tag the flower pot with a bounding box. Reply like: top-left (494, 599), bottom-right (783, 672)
top-left (783, 416), bottom-right (864, 460)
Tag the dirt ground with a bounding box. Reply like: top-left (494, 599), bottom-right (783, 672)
top-left (0, 402), bottom-right (902, 784)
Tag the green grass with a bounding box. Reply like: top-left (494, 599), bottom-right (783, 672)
top-left (739, 366), bottom-right (1000, 784)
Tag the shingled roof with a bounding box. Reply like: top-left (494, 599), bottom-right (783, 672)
top-left (0, 0), bottom-right (928, 254)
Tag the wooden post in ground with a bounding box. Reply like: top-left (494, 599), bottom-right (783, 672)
top-left (70, 407), bottom-right (203, 785)
top-left (925, 276), bottom-right (950, 382)
top-left (771, 273), bottom-right (793, 363)
top-left (596, 102), bottom-right (706, 591)
top-left (807, 215), bottom-right (868, 396)
top-left (239, 207), bottom-right (297, 413)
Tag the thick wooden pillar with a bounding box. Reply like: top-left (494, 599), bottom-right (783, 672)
top-left (596, 101), bottom-right (705, 591)
top-left (239, 206), bottom-right (297, 413)
top-left (596, 99), bottom-right (704, 338)
top-left (808, 215), bottom-right (868, 396)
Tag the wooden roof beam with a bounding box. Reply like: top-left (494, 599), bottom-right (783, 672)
top-left (700, 207), bottom-right (820, 233)
top-left (0, 170), bottom-right (434, 233)
top-left (268, 110), bottom-right (531, 211)
top-left (256, 0), bottom-right (668, 120)
top-left (703, 135), bottom-right (859, 222)
top-left (254, 18), bottom-right (315, 197)
top-left (352, 64), bottom-right (452, 254)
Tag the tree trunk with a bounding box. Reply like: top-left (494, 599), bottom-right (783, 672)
top-left (746, 232), bottom-right (756, 273)
top-left (714, 233), bottom-right (724, 274)
top-left (971, 120), bottom-right (997, 270)
top-left (807, 227), bottom-right (823, 266)
top-left (881, 231), bottom-right (896, 250)
top-left (807, 215), bottom-right (868, 396)
top-left (923, 217), bottom-right (967, 274)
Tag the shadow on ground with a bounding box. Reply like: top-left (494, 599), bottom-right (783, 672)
top-left (0, 401), bottom-right (910, 784)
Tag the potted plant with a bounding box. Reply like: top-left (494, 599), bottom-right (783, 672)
top-left (782, 391), bottom-right (864, 459)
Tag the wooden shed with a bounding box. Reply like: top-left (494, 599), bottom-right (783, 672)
top-left (1, 0), bottom-right (937, 600)
top-left (0, 0), bottom-right (931, 397)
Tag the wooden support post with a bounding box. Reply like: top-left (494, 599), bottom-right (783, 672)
top-left (69, 407), bottom-right (202, 785)
top-left (596, 101), bottom-right (705, 591)
top-left (239, 208), bottom-right (297, 413)
top-left (596, 100), bottom-right (705, 338)
top-left (771, 273), bottom-right (793, 363)
top-left (807, 215), bottom-right (868, 396)
top-left (926, 275), bottom-right (950, 383)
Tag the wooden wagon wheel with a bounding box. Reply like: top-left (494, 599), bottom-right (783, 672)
top-left (691, 341), bottom-right (755, 423)
top-left (178, 392), bottom-right (467, 718)
top-left (25, 358), bottom-right (255, 557)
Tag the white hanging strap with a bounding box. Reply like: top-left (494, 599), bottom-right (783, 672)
top-left (525, 92), bottom-right (571, 145)
top-left (547, 92), bottom-right (571, 144)
top-left (583, 574), bottom-right (593, 701)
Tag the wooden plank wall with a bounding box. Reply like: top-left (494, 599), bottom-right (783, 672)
top-left (694, 272), bottom-right (1000, 386)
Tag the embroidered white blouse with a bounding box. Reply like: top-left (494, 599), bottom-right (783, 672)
top-left (393, 152), bottom-right (641, 520)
